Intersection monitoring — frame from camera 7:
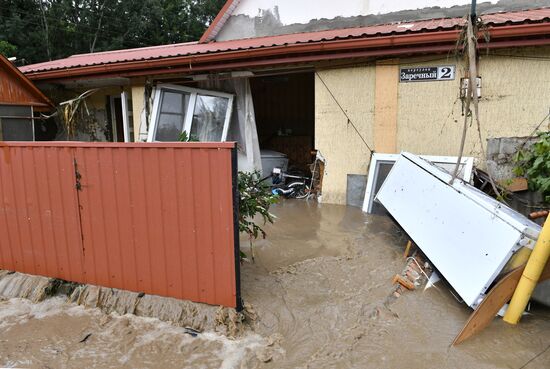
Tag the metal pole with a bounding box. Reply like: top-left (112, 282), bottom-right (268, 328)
top-left (470, 0), bottom-right (477, 22)
top-left (503, 219), bottom-right (550, 324)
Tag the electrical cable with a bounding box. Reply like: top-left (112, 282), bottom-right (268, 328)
top-left (314, 71), bottom-right (375, 154)
top-left (517, 111), bottom-right (550, 152)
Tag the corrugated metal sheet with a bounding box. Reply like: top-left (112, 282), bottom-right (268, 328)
top-left (0, 142), bottom-right (240, 308)
top-left (20, 8), bottom-right (550, 74)
top-left (0, 145), bottom-right (85, 281)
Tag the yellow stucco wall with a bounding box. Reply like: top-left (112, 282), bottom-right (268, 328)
top-left (315, 66), bottom-right (376, 205)
top-left (397, 47), bottom-right (550, 159)
top-left (131, 85), bottom-right (145, 142)
top-left (315, 47), bottom-right (550, 204)
top-left (374, 61), bottom-right (399, 153)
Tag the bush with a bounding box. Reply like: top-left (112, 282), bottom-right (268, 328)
top-left (513, 131), bottom-right (550, 203)
top-left (237, 171), bottom-right (278, 260)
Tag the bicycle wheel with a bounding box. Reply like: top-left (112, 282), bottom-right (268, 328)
top-left (293, 183), bottom-right (311, 199)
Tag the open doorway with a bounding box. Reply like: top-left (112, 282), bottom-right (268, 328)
top-left (107, 93), bottom-right (134, 142)
top-left (250, 72), bottom-right (315, 175)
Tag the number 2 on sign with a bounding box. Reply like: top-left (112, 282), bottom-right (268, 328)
top-left (437, 66), bottom-right (455, 80)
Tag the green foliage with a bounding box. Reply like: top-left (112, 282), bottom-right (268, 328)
top-left (178, 130), bottom-right (199, 142)
top-left (0, 40), bottom-right (17, 57)
top-left (513, 131), bottom-right (550, 203)
top-left (0, 0), bottom-right (226, 64)
top-left (238, 171), bottom-right (278, 256)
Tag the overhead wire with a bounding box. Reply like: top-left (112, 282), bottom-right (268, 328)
top-left (517, 111), bottom-right (550, 151)
top-left (314, 71), bottom-right (375, 155)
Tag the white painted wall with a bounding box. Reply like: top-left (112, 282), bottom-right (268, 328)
top-left (370, 1), bottom-right (487, 15)
top-left (232, 0), bottom-right (369, 24)
top-left (230, 0), bottom-right (497, 25)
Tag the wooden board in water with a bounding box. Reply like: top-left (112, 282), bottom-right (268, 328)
top-left (453, 261), bottom-right (550, 345)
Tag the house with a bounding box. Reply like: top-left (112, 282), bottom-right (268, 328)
top-left (0, 54), bottom-right (53, 141)
top-left (19, 0), bottom-right (550, 204)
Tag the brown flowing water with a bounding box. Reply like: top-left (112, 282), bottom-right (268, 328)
top-left (1, 201), bottom-right (549, 368)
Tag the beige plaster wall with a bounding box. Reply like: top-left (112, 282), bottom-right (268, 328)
top-left (397, 47), bottom-right (550, 160)
top-left (315, 66), bottom-right (376, 205)
top-left (131, 85), bottom-right (145, 142)
top-left (315, 47), bottom-right (550, 205)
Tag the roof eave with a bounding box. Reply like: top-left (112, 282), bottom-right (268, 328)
top-left (1, 54), bottom-right (54, 108)
top-left (23, 22), bottom-right (550, 83)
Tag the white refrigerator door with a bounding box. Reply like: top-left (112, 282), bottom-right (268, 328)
top-left (377, 153), bottom-right (539, 307)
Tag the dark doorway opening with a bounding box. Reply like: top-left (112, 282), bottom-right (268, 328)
top-left (250, 72), bottom-right (315, 173)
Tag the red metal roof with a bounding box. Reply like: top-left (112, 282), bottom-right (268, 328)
top-left (19, 8), bottom-right (550, 77)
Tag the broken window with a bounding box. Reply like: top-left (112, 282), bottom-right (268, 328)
top-left (0, 105), bottom-right (34, 141)
top-left (147, 85), bottom-right (233, 142)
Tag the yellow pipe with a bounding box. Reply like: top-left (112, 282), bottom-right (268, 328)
top-left (503, 219), bottom-right (550, 324)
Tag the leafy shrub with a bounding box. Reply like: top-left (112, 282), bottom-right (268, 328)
top-left (238, 171), bottom-right (278, 259)
top-left (513, 131), bottom-right (550, 203)
top-left (179, 131), bottom-right (199, 142)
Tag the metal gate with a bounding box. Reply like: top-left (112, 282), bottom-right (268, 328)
top-left (0, 142), bottom-right (240, 308)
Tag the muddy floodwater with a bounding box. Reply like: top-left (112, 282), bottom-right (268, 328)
top-left (1, 201), bottom-right (549, 368)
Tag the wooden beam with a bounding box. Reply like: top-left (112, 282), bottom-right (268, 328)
top-left (453, 260), bottom-right (550, 345)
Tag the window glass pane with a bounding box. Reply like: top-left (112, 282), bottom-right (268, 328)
top-left (160, 91), bottom-right (189, 114)
top-left (190, 95), bottom-right (229, 142)
top-left (154, 90), bottom-right (191, 141)
top-left (1, 118), bottom-right (33, 141)
top-left (155, 113), bottom-right (185, 141)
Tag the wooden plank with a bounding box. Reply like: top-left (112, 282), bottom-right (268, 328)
top-left (453, 265), bottom-right (525, 345)
top-left (453, 261), bottom-right (550, 345)
top-left (499, 178), bottom-right (528, 192)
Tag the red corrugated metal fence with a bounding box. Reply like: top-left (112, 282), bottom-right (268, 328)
top-left (0, 142), bottom-right (240, 308)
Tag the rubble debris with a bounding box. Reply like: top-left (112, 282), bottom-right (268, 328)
top-left (392, 274), bottom-right (415, 290)
top-left (79, 333), bottom-right (92, 343)
top-left (500, 177), bottom-right (528, 192)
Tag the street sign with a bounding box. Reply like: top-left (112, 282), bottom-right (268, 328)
top-left (400, 66), bottom-right (455, 82)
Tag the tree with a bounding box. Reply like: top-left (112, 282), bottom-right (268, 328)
top-left (0, 40), bottom-right (17, 57)
top-left (0, 0), bottom-right (48, 63)
top-left (0, 0), bottom-right (225, 64)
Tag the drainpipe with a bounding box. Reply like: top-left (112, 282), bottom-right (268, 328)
top-left (503, 219), bottom-right (550, 324)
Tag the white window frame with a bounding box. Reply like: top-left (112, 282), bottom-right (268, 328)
top-left (120, 91), bottom-right (133, 142)
top-left (147, 84), bottom-right (234, 142)
top-left (109, 95), bottom-right (120, 142)
top-left (362, 153), bottom-right (474, 214)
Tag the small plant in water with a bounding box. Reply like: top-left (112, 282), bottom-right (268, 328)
top-left (178, 131), bottom-right (276, 260)
top-left (238, 170), bottom-right (278, 261)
